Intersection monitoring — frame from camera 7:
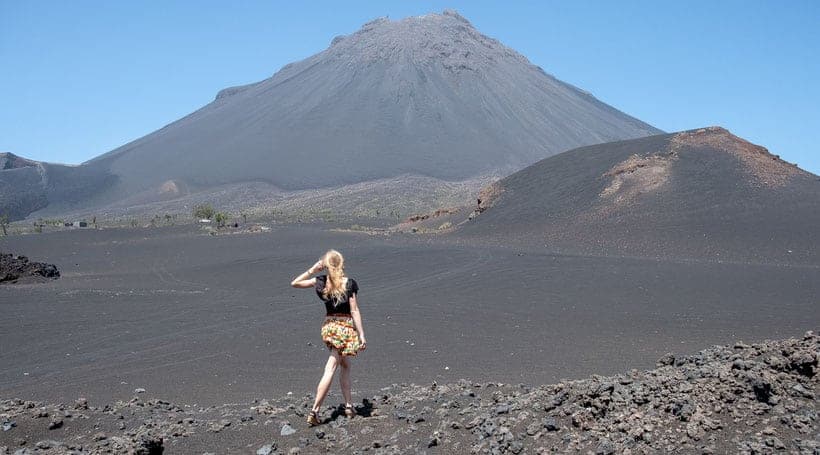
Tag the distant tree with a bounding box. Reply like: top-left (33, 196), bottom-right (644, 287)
top-left (214, 212), bottom-right (228, 229)
top-left (130, 219), bottom-right (138, 228)
top-left (0, 214), bottom-right (8, 236)
top-left (193, 204), bottom-right (215, 220)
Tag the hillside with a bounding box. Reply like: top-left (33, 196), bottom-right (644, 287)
top-left (0, 153), bottom-right (116, 221)
top-left (456, 127), bottom-right (820, 265)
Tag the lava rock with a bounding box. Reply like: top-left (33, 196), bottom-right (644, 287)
top-left (0, 254), bottom-right (60, 284)
top-left (281, 423), bottom-right (296, 436)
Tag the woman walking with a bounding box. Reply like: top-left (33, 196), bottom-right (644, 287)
top-left (290, 249), bottom-right (367, 426)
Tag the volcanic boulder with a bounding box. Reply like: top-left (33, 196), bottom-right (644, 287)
top-left (0, 253), bottom-right (60, 284)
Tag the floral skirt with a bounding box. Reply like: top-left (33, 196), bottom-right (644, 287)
top-left (321, 315), bottom-right (361, 356)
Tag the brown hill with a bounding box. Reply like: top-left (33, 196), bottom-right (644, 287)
top-left (457, 127), bottom-right (820, 265)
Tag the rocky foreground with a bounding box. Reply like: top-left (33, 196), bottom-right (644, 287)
top-left (0, 253), bottom-right (60, 284)
top-left (1, 334), bottom-right (817, 454)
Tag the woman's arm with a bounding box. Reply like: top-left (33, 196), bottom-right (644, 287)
top-left (349, 294), bottom-right (367, 349)
top-left (290, 260), bottom-right (323, 288)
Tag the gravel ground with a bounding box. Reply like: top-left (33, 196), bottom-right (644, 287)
top-left (1, 333), bottom-right (816, 454)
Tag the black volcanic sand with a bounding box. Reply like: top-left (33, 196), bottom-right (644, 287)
top-left (0, 225), bottom-right (818, 452)
top-left (1, 225), bottom-right (817, 402)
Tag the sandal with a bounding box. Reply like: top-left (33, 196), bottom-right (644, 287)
top-left (306, 410), bottom-right (320, 426)
top-left (344, 403), bottom-right (356, 418)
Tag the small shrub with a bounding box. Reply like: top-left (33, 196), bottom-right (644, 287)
top-left (214, 212), bottom-right (228, 228)
top-left (193, 204), bottom-right (215, 220)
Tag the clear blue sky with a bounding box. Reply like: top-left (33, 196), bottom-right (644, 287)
top-left (2, 0), bottom-right (819, 175)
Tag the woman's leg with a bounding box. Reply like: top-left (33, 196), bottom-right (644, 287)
top-left (312, 350), bottom-right (340, 412)
top-left (338, 355), bottom-right (353, 406)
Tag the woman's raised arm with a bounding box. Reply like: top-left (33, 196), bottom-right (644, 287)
top-left (291, 260), bottom-right (323, 288)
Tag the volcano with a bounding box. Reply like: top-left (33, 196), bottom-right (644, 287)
top-left (459, 127), bottom-right (820, 265)
top-left (2, 10), bottom-right (660, 220)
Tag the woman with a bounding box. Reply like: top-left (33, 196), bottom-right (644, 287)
top-left (290, 249), bottom-right (367, 426)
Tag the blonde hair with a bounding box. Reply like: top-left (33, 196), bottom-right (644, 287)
top-left (322, 249), bottom-right (347, 302)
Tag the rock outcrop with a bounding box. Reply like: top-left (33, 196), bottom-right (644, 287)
top-left (0, 253), bottom-right (60, 284)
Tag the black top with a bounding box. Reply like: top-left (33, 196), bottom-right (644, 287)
top-left (315, 275), bottom-right (358, 315)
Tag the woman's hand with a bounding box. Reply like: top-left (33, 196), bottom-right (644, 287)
top-left (308, 260), bottom-right (324, 274)
top-left (359, 336), bottom-right (367, 351)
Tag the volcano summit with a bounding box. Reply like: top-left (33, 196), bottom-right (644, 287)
top-left (2, 10), bottom-right (660, 220)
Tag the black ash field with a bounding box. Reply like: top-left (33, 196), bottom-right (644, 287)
top-left (1, 223), bottom-right (818, 451)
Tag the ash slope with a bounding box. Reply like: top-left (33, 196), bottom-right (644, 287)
top-left (16, 10), bottom-right (658, 219)
top-left (459, 127), bottom-right (820, 265)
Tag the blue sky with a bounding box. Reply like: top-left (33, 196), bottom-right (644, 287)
top-left (2, 0), bottom-right (819, 175)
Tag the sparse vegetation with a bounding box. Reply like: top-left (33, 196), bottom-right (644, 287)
top-left (214, 212), bottom-right (228, 229)
top-left (0, 214), bottom-right (8, 236)
top-left (193, 204), bottom-right (215, 220)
